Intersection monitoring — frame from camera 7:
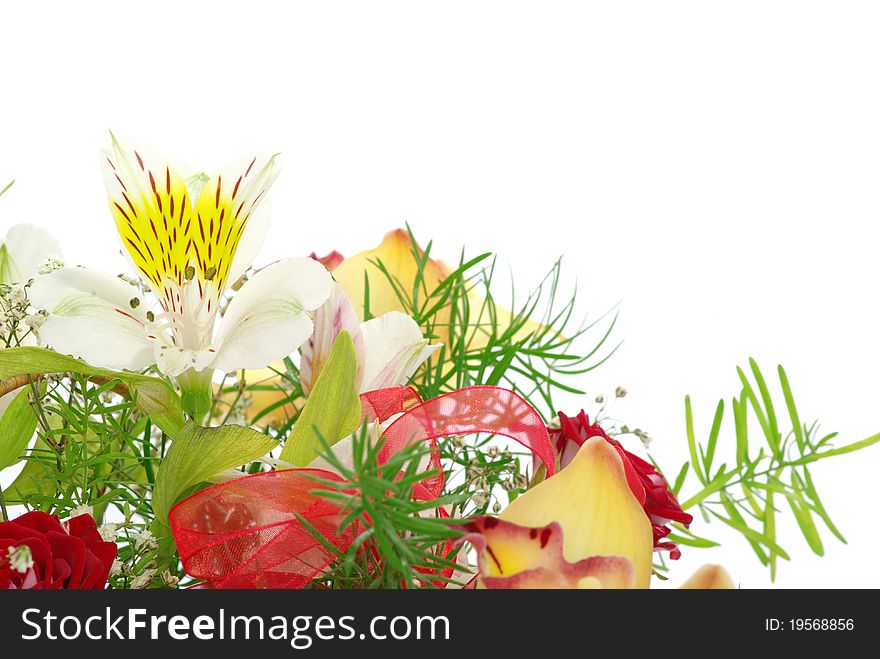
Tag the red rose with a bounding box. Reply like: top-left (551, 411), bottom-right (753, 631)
top-left (0, 511), bottom-right (117, 589)
top-left (548, 411), bottom-right (694, 559)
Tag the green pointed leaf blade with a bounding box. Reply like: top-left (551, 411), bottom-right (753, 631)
top-left (279, 331), bottom-right (362, 467)
top-left (685, 396), bottom-right (705, 484)
top-left (0, 346), bottom-right (184, 436)
top-left (153, 422), bottom-right (277, 522)
top-left (0, 388), bottom-right (38, 470)
top-left (704, 399), bottom-right (725, 473)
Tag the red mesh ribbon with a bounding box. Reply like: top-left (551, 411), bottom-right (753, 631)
top-left (169, 469), bottom-right (353, 589)
top-left (381, 386), bottom-right (556, 498)
top-left (169, 386), bottom-right (553, 588)
top-left (360, 386), bottom-right (423, 422)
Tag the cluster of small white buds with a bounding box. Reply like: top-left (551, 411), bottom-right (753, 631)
top-left (130, 568), bottom-right (157, 589)
top-left (5, 544), bottom-right (35, 574)
top-left (24, 310), bottom-right (48, 331)
top-left (160, 569), bottom-right (180, 589)
top-left (98, 523), bottom-right (119, 543)
top-left (132, 529), bottom-right (158, 552)
top-left (68, 503), bottom-right (94, 519)
top-left (36, 256), bottom-right (64, 275)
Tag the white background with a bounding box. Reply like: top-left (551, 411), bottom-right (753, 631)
top-left (1, 1), bottom-right (878, 588)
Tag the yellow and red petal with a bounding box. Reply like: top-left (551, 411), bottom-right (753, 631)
top-left (102, 136), bottom-right (195, 294)
top-left (102, 136), bottom-right (278, 302)
top-left (462, 517), bottom-right (635, 589)
top-left (499, 436), bottom-right (655, 588)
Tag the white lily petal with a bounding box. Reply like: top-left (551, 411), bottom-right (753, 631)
top-left (153, 344), bottom-right (216, 378)
top-left (225, 200), bottom-right (271, 288)
top-left (28, 267), bottom-right (155, 371)
top-left (209, 257), bottom-right (332, 373)
top-left (359, 311), bottom-right (440, 391)
top-left (301, 282), bottom-right (366, 394)
top-left (1, 224), bottom-right (63, 283)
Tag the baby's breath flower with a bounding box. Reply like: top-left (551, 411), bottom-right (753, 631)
top-left (130, 569), bottom-right (156, 589)
top-left (37, 256), bottom-right (65, 275)
top-left (6, 545), bottom-right (34, 574)
top-left (69, 503), bottom-right (93, 519)
top-left (160, 569), bottom-right (179, 589)
top-left (98, 523), bottom-right (118, 543)
top-left (24, 311), bottom-right (48, 331)
top-left (109, 558), bottom-right (124, 577)
top-left (132, 529), bottom-right (157, 552)
top-left (615, 386), bottom-right (628, 398)
top-left (633, 428), bottom-right (652, 448)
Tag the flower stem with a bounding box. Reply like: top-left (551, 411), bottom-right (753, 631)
top-left (178, 368), bottom-right (213, 423)
top-left (0, 484), bottom-right (8, 522)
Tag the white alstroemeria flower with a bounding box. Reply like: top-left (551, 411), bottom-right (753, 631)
top-left (30, 137), bottom-right (332, 417)
top-left (300, 282), bottom-right (440, 394)
top-left (0, 222), bottom-right (63, 418)
top-left (0, 224), bottom-right (64, 286)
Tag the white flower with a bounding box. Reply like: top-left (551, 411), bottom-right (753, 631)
top-left (68, 503), bottom-right (93, 519)
top-left (98, 523), bottom-right (118, 543)
top-left (109, 558), bottom-right (124, 577)
top-left (29, 136), bottom-right (332, 416)
top-left (37, 256), bottom-right (65, 275)
top-left (24, 311), bottom-right (48, 331)
top-left (301, 282), bottom-right (440, 394)
top-left (0, 223), bottom-right (64, 420)
top-left (131, 529), bottom-right (157, 552)
top-left (5, 544), bottom-right (34, 574)
top-left (130, 568), bottom-right (156, 589)
top-left (0, 224), bottom-right (63, 287)
top-left (160, 569), bottom-right (179, 588)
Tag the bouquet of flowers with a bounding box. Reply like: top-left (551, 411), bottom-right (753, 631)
top-left (1, 138), bottom-right (877, 590)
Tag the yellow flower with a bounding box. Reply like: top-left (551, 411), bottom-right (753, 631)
top-left (332, 228), bottom-right (451, 321)
top-left (467, 436), bottom-right (654, 588)
top-left (333, 228), bottom-right (545, 350)
top-left (463, 436), bottom-right (735, 589)
top-left (680, 564), bottom-right (736, 589)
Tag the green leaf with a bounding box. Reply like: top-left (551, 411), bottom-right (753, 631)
top-left (152, 421), bottom-right (277, 522)
top-left (0, 346), bottom-right (184, 436)
top-left (745, 359), bottom-right (781, 457)
top-left (764, 490), bottom-right (778, 579)
top-left (684, 396), bottom-right (705, 484)
top-left (787, 478), bottom-right (824, 556)
top-left (737, 366), bottom-right (772, 448)
top-left (733, 395), bottom-right (748, 467)
top-left (799, 468), bottom-right (846, 544)
top-left (3, 441), bottom-right (57, 503)
top-left (778, 365), bottom-right (804, 451)
top-left (791, 432), bottom-right (880, 465)
top-left (0, 180), bottom-right (13, 197)
top-left (0, 388), bottom-right (39, 470)
top-left (703, 399), bottom-right (725, 474)
top-left (279, 332), bottom-right (362, 467)
top-left (667, 530), bottom-right (720, 549)
top-left (671, 462), bottom-right (689, 496)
